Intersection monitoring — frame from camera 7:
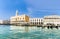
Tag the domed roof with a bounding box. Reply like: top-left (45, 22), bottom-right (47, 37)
top-left (44, 15), bottom-right (60, 19)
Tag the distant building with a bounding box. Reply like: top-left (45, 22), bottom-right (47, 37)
top-left (29, 18), bottom-right (43, 26)
top-left (0, 20), bottom-right (3, 24)
top-left (10, 10), bottom-right (29, 25)
top-left (3, 20), bottom-right (10, 24)
top-left (43, 15), bottom-right (60, 26)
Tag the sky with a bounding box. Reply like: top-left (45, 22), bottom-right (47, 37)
top-left (0, 0), bottom-right (60, 20)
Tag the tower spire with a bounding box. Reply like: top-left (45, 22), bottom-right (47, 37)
top-left (16, 10), bottom-right (18, 16)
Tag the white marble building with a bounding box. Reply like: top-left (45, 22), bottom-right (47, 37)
top-left (29, 18), bottom-right (43, 26)
top-left (43, 15), bottom-right (60, 26)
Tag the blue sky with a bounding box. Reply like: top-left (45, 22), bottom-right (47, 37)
top-left (0, 0), bottom-right (60, 20)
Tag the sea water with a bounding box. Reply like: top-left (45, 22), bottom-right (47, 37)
top-left (0, 25), bottom-right (60, 39)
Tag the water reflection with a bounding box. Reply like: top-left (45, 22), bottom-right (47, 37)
top-left (10, 26), bottom-right (29, 33)
top-left (10, 26), bottom-right (38, 33)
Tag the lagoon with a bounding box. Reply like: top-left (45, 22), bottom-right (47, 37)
top-left (0, 25), bottom-right (60, 39)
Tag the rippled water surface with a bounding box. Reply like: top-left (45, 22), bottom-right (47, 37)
top-left (0, 25), bottom-right (60, 39)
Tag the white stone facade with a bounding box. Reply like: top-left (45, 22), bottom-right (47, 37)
top-left (29, 18), bottom-right (43, 26)
top-left (43, 15), bottom-right (60, 26)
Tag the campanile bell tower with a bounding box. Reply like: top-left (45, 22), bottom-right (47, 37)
top-left (16, 10), bottom-right (19, 16)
